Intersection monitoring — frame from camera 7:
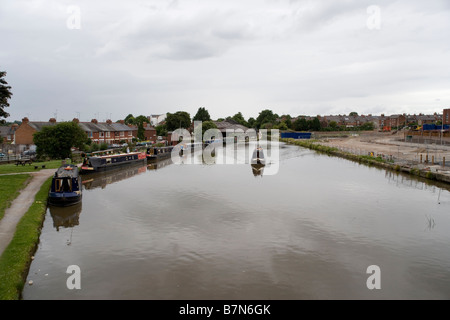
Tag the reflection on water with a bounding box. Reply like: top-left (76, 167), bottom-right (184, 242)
top-left (147, 158), bottom-right (173, 171)
top-left (49, 202), bottom-right (82, 231)
top-left (251, 163), bottom-right (265, 177)
top-left (23, 143), bottom-right (450, 299)
top-left (82, 164), bottom-right (147, 190)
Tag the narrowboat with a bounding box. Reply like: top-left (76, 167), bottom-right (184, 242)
top-left (251, 146), bottom-right (266, 165)
top-left (48, 164), bottom-right (82, 206)
top-left (80, 150), bottom-right (147, 174)
top-left (146, 146), bottom-right (174, 162)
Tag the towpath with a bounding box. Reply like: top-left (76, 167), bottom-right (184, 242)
top-left (0, 169), bottom-right (55, 257)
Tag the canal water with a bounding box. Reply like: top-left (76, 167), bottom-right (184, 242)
top-left (22, 142), bottom-right (450, 299)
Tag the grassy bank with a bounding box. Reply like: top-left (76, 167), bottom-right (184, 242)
top-left (0, 176), bottom-right (52, 300)
top-left (0, 174), bottom-right (31, 221)
top-left (282, 138), bottom-right (450, 184)
top-left (0, 160), bottom-right (65, 175)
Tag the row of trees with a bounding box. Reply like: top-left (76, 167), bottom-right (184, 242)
top-left (122, 108), bottom-right (375, 136)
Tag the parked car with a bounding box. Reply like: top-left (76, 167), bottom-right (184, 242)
top-left (23, 150), bottom-right (36, 157)
top-left (0, 152), bottom-right (6, 159)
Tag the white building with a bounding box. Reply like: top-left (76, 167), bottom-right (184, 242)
top-left (148, 114), bottom-right (167, 126)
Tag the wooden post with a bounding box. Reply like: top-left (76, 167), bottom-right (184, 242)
top-left (444, 157), bottom-right (446, 168)
top-left (420, 154), bottom-right (423, 163)
top-left (426, 154), bottom-right (428, 163)
top-left (432, 155), bottom-right (434, 165)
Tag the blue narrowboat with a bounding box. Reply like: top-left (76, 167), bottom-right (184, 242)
top-left (48, 164), bottom-right (82, 206)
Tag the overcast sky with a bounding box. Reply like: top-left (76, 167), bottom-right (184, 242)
top-left (1, 0), bottom-right (450, 122)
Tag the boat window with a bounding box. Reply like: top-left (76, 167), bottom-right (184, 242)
top-left (63, 178), bottom-right (72, 192)
top-left (55, 179), bottom-right (63, 192)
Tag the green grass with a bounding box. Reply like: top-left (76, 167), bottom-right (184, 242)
top-left (0, 160), bottom-right (66, 175)
top-left (0, 177), bottom-right (52, 300)
top-left (0, 174), bottom-right (31, 221)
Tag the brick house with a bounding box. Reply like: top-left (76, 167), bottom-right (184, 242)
top-left (77, 119), bottom-right (136, 144)
top-left (389, 114), bottom-right (406, 128)
top-left (14, 117), bottom-right (137, 147)
top-left (443, 108), bottom-right (450, 125)
top-left (143, 123), bottom-right (157, 142)
top-left (14, 117), bottom-right (57, 146)
top-left (0, 124), bottom-right (18, 143)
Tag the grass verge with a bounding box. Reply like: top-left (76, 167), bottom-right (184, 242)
top-left (0, 160), bottom-right (66, 175)
top-left (0, 176), bottom-right (52, 300)
top-left (0, 174), bottom-right (31, 221)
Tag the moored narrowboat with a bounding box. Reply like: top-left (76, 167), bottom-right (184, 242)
top-left (80, 150), bottom-right (147, 174)
top-left (48, 164), bottom-right (82, 206)
top-left (146, 146), bottom-right (174, 162)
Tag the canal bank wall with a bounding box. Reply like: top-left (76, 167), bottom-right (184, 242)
top-left (282, 138), bottom-right (450, 185)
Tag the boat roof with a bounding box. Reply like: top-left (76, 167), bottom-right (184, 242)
top-left (55, 165), bottom-right (79, 178)
top-left (91, 152), bottom-right (142, 159)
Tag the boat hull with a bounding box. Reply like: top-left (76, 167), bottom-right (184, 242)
top-left (80, 153), bottom-right (147, 174)
top-left (48, 192), bottom-right (82, 207)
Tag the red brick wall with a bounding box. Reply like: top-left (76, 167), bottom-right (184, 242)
top-left (14, 122), bottom-right (37, 145)
top-left (444, 109), bottom-right (450, 125)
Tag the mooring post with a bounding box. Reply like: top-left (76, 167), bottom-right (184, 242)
top-left (443, 157), bottom-right (446, 168)
top-left (432, 155), bottom-right (434, 165)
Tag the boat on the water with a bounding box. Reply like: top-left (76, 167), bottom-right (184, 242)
top-left (80, 150), bottom-right (147, 174)
top-left (251, 146), bottom-right (266, 165)
top-left (146, 146), bottom-right (174, 162)
top-left (48, 164), bottom-right (82, 206)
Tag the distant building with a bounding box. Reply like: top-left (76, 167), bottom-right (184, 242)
top-left (14, 117), bottom-right (138, 147)
top-left (148, 114), bottom-right (167, 127)
top-left (77, 119), bottom-right (136, 144)
top-left (443, 108), bottom-right (450, 125)
top-left (14, 117), bottom-right (58, 146)
top-left (0, 124), bottom-right (18, 143)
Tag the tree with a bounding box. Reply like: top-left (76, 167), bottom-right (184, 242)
top-left (156, 124), bottom-right (168, 137)
top-left (247, 117), bottom-right (256, 128)
top-left (349, 112), bottom-right (358, 117)
top-left (166, 111), bottom-right (191, 131)
top-left (135, 115), bottom-right (148, 125)
top-left (309, 117), bottom-right (321, 131)
top-left (193, 120), bottom-right (218, 141)
top-left (274, 121), bottom-right (288, 130)
top-left (137, 122), bottom-right (145, 140)
top-left (124, 114), bottom-right (136, 125)
top-left (193, 107), bottom-right (211, 122)
top-left (255, 109), bottom-right (277, 129)
top-left (231, 112), bottom-right (249, 127)
top-left (293, 118), bottom-right (308, 131)
top-left (0, 71), bottom-right (12, 123)
top-left (34, 122), bottom-right (88, 159)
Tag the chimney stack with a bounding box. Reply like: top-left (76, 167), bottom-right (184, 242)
top-left (91, 119), bottom-right (98, 124)
top-left (49, 118), bottom-right (57, 123)
top-left (106, 119), bottom-right (112, 124)
top-left (22, 117), bottom-right (29, 124)
top-left (72, 118), bottom-right (80, 123)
